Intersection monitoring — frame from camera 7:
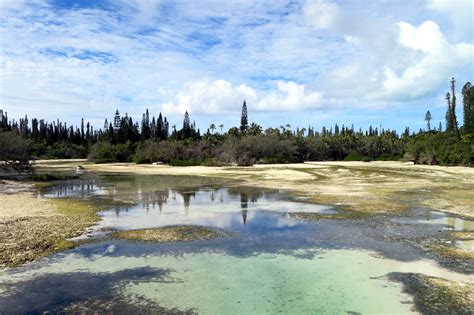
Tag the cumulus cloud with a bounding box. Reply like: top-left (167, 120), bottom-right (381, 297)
top-left (303, 0), bottom-right (473, 104)
top-left (257, 81), bottom-right (322, 111)
top-left (162, 80), bottom-right (257, 115)
top-left (161, 80), bottom-right (322, 115)
top-left (382, 21), bottom-right (474, 98)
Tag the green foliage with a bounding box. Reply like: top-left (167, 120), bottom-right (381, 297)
top-left (344, 152), bottom-right (365, 161)
top-left (406, 132), bottom-right (472, 166)
top-left (0, 132), bottom-right (33, 173)
top-left (45, 142), bottom-right (88, 159)
top-left (169, 159), bottom-right (201, 166)
top-left (88, 141), bottom-right (134, 163)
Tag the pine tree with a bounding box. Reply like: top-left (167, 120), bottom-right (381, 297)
top-left (425, 110), bottom-right (431, 130)
top-left (450, 77), bottom-right (459, 136)
top-left (240, 100), bottom-right (248, 132)
top-left (183, 111), bottom-right (190, 130)
top-left (462, 82), bottom-right (473, 134)
top-left (113, 109), bottom-right (121, 130)
top-left (446, 92), bottom-right (453, 132)
top-left (404, 127), bottom-right (410, 137)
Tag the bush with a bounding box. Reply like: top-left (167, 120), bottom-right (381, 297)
top-left (344, 152), bottom-right (365, 161)
top-left (46, 142), bottom-right (88, 159)
top-left (169, 158), bottom-right (201, 166)
top-left (0, 132), bottom-right (33, 173)
top-left (88, 141), bottom-right (134, 163)
top-left (406, 132), bottom-right (471, 166)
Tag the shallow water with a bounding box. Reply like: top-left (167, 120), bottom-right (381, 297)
top-left (391, 208), bottom-right (474, 231)
top-left (0, 174), bottom-right (472, 314)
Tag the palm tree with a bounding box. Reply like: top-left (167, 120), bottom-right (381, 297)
top-left (210, 123), bottom-right (216, 134)
top-left (249, 122), bottom-right (263, 136)
top-left (219, 124), bottom-right (224, 134)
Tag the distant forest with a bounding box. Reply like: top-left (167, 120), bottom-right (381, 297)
top-left (1, 78), bottom-right (473, 172)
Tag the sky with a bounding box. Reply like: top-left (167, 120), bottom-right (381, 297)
top-left (0, 0), bottom-right (473, 133)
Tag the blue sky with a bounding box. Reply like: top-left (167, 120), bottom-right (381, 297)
top-left (0, 0), bottom-right (473, 133)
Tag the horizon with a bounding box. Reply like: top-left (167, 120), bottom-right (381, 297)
top-left (0, 100), bottom-right (446, 134)
top-left (0, 0), bottom-right (473, 132)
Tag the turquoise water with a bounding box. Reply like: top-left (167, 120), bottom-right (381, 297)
top-left (0, 175), bottom-right (472, 314)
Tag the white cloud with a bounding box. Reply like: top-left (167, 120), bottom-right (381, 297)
top-left (0, 0), bottom-right (472, 131)
top-left (162, 80), bottom-right (257, 115)
top-left (118, 0), bottom-right (163, 25)
top-left (382, 21), bottom-right (474, 98)
top-left (303, 0), bottom-right (340, 29)
top-left (427, 0), bottom-right (474, 40)
top-left (257, 81), bottom-right (322, 111)
top-left (161, 80), bottom-right (322, 115)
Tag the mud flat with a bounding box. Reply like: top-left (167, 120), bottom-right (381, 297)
top-left (112, 225), bottom-right (229, 243)
top-left (0, 180), bottom-right (102, 268)
top-left (43, 160), bottom-right (474, 218)
top-left (390, 273), bottom-right (474, 314)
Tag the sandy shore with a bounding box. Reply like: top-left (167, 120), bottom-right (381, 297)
top-left (46, 160), bottom-right (474, 219)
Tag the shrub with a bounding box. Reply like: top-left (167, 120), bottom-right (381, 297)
top-left (88, 141), bottom-right (134, 163)
top-left (0, 132), bottom-right (33, 173)
top-left (169, 158), bottom-right (201, 166)
top-left (344, 152), bottom-right (365, 161)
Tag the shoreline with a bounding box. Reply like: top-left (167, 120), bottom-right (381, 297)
top-left (36, 160), bottom-right (474, 219)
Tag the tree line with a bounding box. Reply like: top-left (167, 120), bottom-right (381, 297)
top-left (0, 78), bottom-right (472, 172)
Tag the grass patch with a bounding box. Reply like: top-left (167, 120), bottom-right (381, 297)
top-left (113, 225), bottom-right (229, 243)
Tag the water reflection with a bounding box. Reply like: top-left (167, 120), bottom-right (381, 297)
top-left (3, 174), bottom-right (473, 313)
top-left (98, 186), bottom-right (302, 232)
top-left (42, 176), bottom-right (337, 233)
top-left (43, 180), bottom-right (108, 198)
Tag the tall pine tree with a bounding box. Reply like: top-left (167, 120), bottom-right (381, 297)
top-left (462, 81), bottom-right (473, 134)
top-left (240, 100), bottom-right (248, 132)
